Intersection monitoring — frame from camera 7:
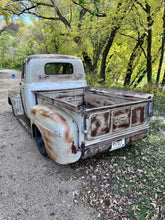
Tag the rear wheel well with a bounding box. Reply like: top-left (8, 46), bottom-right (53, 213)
top-left (34, 125), bottom-right (47, 156)
top-left (32, 124), bottom-right (37, 138)
top-left (8, 97), bottom-right (11, 105)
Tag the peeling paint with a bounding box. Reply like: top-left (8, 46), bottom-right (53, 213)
top-left (30, 104), bottom-right (81, 164)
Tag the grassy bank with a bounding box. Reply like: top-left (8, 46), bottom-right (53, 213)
top-left (71, 95), bottom-right (165, 219)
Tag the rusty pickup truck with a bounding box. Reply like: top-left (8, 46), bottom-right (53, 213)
top-left (8, 54), bottom-right (154, 164)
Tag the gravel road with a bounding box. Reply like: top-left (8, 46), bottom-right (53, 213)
top-left (0, 70), bottom-right (97, 220)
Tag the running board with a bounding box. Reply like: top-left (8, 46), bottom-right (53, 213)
top-left (17, 115), bottom-right (32, 134)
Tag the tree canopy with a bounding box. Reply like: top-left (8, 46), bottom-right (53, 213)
top-left (0, 0), bottom-right (165, 88)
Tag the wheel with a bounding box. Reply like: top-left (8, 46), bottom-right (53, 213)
top-left (35, 127), bottom-right (48, 156)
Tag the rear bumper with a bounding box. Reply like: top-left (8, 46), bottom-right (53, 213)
top-left (81, 129), bottom-right (148, 159)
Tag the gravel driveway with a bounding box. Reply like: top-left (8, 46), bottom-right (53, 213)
top-left (0, 70), bottom-right (97, 220)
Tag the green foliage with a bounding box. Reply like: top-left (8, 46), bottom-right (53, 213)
top-left (0, 0), bottom-right (165, 88)
top-left (154, 95), bottom-right (165, 116)
top-left (79, 0), bottom-right (85, 4)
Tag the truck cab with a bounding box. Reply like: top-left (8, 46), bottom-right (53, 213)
top-left (18, 54), bottom-right (87, 118)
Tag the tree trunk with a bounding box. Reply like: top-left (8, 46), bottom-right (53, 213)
top-left (133, 69), bottom-right (147, 88)
top-left (146, 3), bottom-right (153, 84)
top-left (156, 2), bottom-right (165, 85)
top-left (99, 0), bottom-right (136, 81)
top-left (124, 33), bottom-right (146, 86)
top-left (100, 28), bottom-right (118, 81)
top-left (82, 52), bottom-right (94, 73)
top-left (162, 70), bottom-right (165, 85)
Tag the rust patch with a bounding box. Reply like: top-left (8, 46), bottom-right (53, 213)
top-left (46, 144), bottom-right (58, 162)
top-left (74, 74), bottom-right (82, 80)
top-left (64, 125), bottom-right (72, 143)
top-left (12, 88), bottom-right (20, 94)
top-left (31, 108), bottom-right (36, 116)
top-left (40, 126), bottom-right (58, 162)
top-left (43, 134), bottom-right (49, 143)
top-left (39, 109), bottom-right (51, 118)
top-left (38, 108), bottom-right (73, 143)
top-left (113, 109), bottom-right (130, 131)
top-left (104, 112), bottom-right (109, 121)
top-left (90, 112), bottom-right (110, 137)
top-left (39, 75), bottom-right (50, 80)
top-left (114, 110), bottom-right (124, 117)
top-left (104, 101), bottom-right (108, 106)
top-left (71, 142), bottom-right (78, 154)
top-left (129, 131), bottom-right (147, 142)
top-left (38, 109), bottom-right (67, 123)
top-left (132, 106), bottom-right (145, 126)
top-left (57, 75), bottom-right (73, 80)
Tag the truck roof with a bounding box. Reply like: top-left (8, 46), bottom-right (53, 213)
top-left (25, 54), bottom-right (80, 63)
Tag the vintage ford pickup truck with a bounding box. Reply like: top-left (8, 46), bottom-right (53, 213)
top-left (8, 54), bottom-right (154, 164)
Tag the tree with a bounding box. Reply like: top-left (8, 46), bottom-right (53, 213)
top-left (0, 22), bottom-right (19, 36)
top-left (6, 0), bottom-right (72, 27)
top-left (0, 0), bottom-right (20, 36)
top-left (5, 0), bottom-right (105, 73)
top-left (135, 0), bottom-right (163, 85)
top-left (156, 0), bottom-right (165, 85)
top-left (99, 0), bottom-right (136, 81)
top-left (1, 0), bottom-right (165, 88)
top-left (162, 70), bottom-right (165, 85)
top-left (124, 33), bottom-right (146, 86)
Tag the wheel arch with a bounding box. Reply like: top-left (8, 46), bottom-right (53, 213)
top-left (31, 123), bottom-right (37, 138)
top-left (30, 104), bottom-right (81, 164)
top-left (8, 97), bottom-right (12, 105)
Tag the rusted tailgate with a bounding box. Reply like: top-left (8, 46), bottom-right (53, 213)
top-left (84, 100), bottom-right (150, 144)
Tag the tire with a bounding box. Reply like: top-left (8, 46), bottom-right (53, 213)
top-left (35, 127), bottom-right (48, 156)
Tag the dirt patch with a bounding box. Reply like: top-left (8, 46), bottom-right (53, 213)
top-left (0, 69), bottom-right (21, 114)
top-left (0, 69), bottom-right (97, 220)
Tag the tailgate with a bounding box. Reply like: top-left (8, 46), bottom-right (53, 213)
top-left (84, 100), bottom-right (151, 145)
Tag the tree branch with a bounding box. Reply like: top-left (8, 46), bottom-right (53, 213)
top-left (119, 32), bottom-right (138, 41)
top-left (71, 0), bottom-right (106, 17)
top-left (139, 44), bottom-right (147, 59)
top-left (135, 0), bottom-right (147, 12)
top-left (6, 0), bottom-right (71, 28)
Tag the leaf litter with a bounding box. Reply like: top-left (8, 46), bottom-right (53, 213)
top-left (70, 117), bottom-right (165, 219)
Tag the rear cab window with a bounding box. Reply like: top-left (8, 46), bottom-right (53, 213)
top-left (45, 63), bottom-right (73, 75)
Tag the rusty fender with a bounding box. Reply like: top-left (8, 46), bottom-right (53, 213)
top-left (30, 104), bottom-right (81, 164)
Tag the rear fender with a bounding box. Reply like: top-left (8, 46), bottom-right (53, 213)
top-left (30, 104), bottom-right (81, 164)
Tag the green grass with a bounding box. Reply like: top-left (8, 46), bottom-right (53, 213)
top-left (113, 118), bottom-right (165, 219)
top-left (154, 95), bottom-right (165, 116)
top-left (126, 121), bottom-right (165, 219)
top-left (115, 118), bottom-right (165, 219)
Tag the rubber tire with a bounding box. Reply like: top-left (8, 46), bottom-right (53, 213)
top-left (35, 127), bottom-right (48, 156)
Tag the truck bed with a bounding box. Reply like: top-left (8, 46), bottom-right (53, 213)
top-left (34, 87), bottom-right (153, 145)
top-left (34, 87), bottom-right (151, 109)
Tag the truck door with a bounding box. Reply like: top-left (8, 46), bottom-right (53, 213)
top-left (20, 61), bottom-right (28, 116)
